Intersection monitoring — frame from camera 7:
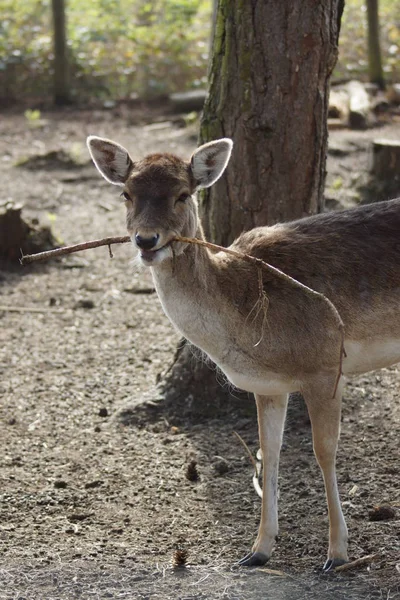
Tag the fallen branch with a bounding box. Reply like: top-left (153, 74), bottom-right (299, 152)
top-left (255, 567), bottom-right (288, 576)
top-left (334, 553), bottom-right (378, 572)
top-left (0, 305), bottom-right (63, 313)
top-left (19, 235), bottom-right (130, 265)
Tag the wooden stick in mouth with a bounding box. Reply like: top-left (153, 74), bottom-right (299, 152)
top-left (19, 235), bottom-right (131, 265)
top-left (20, 233), bottom-right (345, 397)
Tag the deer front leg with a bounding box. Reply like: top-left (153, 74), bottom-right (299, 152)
top-left (238, 393), bottom-right (288, 567)
top-left (302, 375), bottom-right (348, 571)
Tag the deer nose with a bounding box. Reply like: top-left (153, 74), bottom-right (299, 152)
top-left (135, 232), bottom-right (160, 250)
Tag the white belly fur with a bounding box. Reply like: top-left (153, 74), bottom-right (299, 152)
top-left (222, 339), bottom-right (400, 396)
top-left (204, 338), bottom-right (400, 397)
top-left (343, 339), bottom-right (400, 375)
top-left (155, 274), bottom-right (400, 392)
top-left (220, 366), bottom-right (298, 396)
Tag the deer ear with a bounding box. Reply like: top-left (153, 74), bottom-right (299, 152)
top-left (190, 138), bottom-right (233, 189)
top-left (87, 136), bottom-right (134, 186)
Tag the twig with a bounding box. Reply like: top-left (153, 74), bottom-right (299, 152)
top-left (0, 305), bottom-right (63, 313)
top-left (255, 567), bottom-right (288, 576)
top-left (334, 553), bottom-right (378, 572)
top-left (233, 431), bottom-right (258, 471)
top-left (233, 431), bottom-right (262, 497)
top-left (173, 236), bottom-right (345, 399)
top-left (19, 236), bottom-right (130, 265)
top-left (247, 267), bottom-right (270, 348)
top-left (19, 232), bottom-right (346, 399)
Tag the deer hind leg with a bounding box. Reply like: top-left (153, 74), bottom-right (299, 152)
top-left (302, 375), bottom-right (348, 572)
top-left (238, 393), bottom-right (288, 567)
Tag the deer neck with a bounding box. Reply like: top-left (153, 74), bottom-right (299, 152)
top-left (149, 226), bottom-right (221, 348)
top-left (151, 225), bottom-right (213, 293)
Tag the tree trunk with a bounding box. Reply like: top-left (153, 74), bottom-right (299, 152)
top-left (366, 0), bottom-right (385, 91)
top-left (160, 0), bottom-right (344, 416)
top-left (200, 0), bottom-right (344, 244)
top-left (52, 0), bottom-right (71, 105)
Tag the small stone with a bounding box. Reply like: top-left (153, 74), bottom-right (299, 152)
top-left (54, 480), bottom-right (68, 489)
top-left (213, 458), bottom-right (229, 476)
top-left (369, 505), bottom-right (396, 521)
top-left (85, 480), bottom-right (103, 489)
top-left (98, 407), bottom-right (108, 418)
top-left (74, 299), bottom-right (95, 309)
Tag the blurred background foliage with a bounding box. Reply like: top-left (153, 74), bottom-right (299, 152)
top-left (0, 0), bottom-right (399, 105)
top-left (1, 0), bottom-right (211, 103)
top-left (337, 0), bottom-right (399, 82)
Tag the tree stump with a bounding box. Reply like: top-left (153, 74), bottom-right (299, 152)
top-left (371, 139), bottom-right (400, 181)
top-left (0, 202), bottom-right (56, 262)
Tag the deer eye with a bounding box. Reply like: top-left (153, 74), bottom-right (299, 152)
top-left (176, 193), bottom-right (190, 204)
top-left (120, 191), bottom-right (131, 202)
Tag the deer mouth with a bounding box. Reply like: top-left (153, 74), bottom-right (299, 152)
top-left (138, 242), bottom-right (172, 265)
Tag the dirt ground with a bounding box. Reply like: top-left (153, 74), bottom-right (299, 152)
top-left (0, 106), bottom-right (399, 600)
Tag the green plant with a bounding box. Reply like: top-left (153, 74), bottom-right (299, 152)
top-left (24, 108), bottom-right (43, 128)
top-left (0, 0), bottom-right (398, 104)
top-left (24, 108), bottom-right (41, 121)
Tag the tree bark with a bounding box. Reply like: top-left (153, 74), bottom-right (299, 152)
top-left (160, 0), bottom-right (344, 416)
top-left (200, 0), bottom-right (344, 244)
top-left (366, 0), bottom-right (385, 91)
top-left (52, 0), bottom-right (71, 105)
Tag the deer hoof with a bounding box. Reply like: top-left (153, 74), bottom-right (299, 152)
top-left (323, 558), bottom-right (347, 572)
top-left (237, 551), bottom-right (269, 567)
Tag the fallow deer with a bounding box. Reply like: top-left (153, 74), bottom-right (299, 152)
top-left (87, 135), bottom-right (400, 571)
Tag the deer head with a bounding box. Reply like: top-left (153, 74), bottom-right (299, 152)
top-left (87, 136), bottom-right (233, 266)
